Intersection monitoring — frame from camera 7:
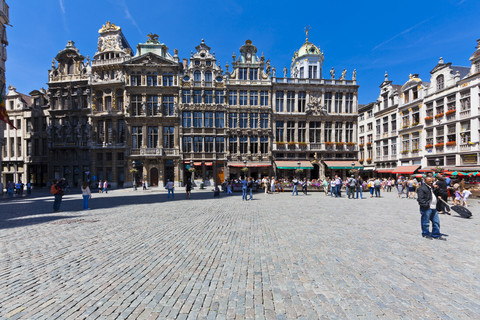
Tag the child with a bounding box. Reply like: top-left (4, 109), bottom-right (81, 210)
top-left (454, 187), bottom-right (463, 206)
top-left (462, 188), bottom-right (472, 207)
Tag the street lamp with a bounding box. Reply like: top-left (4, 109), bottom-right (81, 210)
top-left (132, 160), bottom-right (137, 191)
top-left (190, 160), bottom-right (194, 184)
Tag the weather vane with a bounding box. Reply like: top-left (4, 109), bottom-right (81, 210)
top-left (304, 25), bottom-right (311, 42)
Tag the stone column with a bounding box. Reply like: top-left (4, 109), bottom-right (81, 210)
top-left (331, 93), bottom-right (336, 113)
top-left (294, 91), bottom-right (299, 113)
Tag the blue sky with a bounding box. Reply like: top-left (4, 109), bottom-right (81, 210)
top-left (6, 0), bottom-right (480, 104)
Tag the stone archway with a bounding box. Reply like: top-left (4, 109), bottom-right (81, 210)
top-left (150, 167), bottom-right (159, 186)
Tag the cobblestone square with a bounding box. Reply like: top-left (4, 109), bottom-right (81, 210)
top-left (0, 189), bottom-right (479, 319)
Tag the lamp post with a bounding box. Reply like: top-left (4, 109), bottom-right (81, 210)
top-left (297, 160), bottom-right (301, 178)
top-left (132, 160), bottom-right (137, 191)
top-left (243, 160), bottom-right (247, 178)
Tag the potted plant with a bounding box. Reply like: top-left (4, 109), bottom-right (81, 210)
top-left (425, 144), bottom-right (434, 149)
top-left (241, 167), bottom-right (249, 174)
top-left (295, 168), bottom-right (304, 175)
top-left (366, 158), bottom-right (372, 163)
top-left (411, 121), bottom-right (419, 126)
top-left (424, 116), bottom-right (434, 121)
top-left (288, 141), bottom-right (296, 148)
top-left (401, 150), bottom-right (409, 154)
top-left (129, 168), bottom-right (138, 174)
top-left (276, 141), bottom-right (286, 146)
top-left (359, 159), bottom-right (364, 163)
top-left (366, 142), bottom-right (372, 147)
top-left (446, 109), bottom-right (456, 115)
top-left (298, 142), bottom-right (307, 148)
top-left (434, 113), bottom-right (444, 119)
top-left (188, 167), bottom-right (196, 173)
top-left (435, 142), bottom-right (445, 148)
top-left (446, 141), bottom-right (456, 146)
top-left (359, 143), bottom-right (364, 148)
top-left (325, 141), bottom-right (334, 147)
top-left (346, 142), bottom-right (356, 147)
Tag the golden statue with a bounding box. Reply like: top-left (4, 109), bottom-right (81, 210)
top-left (147, 33), bottom-right (159, 42)
top-left (99, 21), bottom-right (120, 33)
top-left (304, 25), bottom-right (311, 42)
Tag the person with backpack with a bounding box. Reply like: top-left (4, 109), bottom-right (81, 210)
top-left (51, 178), bottom-right (67, 212)
top-left (347, 175), bottom-right (356, 199)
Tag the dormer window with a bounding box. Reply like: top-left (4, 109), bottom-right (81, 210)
top-left (67, 60), bottom-right (74, 74)
top-left (239, 68), bottom-right (248, 80)
top-left (194, 61), bottom-right (200, 66)
top-left (194, 71), bottom-right (201, 86)
top-left (308, 65), bottom-right (317, 79)
top-left (475, 60), bottom-right (480, 73)
top-left (436, 75), bottom-right (444, 90)
top-left (206, 61), bottom-right (212, 66)
top-left (249, 68), bottom-right (258, 80)
top-left (205, 71), bottom-right (212, 87)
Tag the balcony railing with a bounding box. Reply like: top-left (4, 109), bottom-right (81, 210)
top-left (460, 110), bottom-right (471, 119)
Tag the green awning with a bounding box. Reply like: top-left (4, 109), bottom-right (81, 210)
top-left (275, 161), bottom-right (313, 170)
top-left (324, 161), bottom-right (363, 170)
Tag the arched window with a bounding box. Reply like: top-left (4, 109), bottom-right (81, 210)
top-left (205, 71), bottom-right (212, 87)
top-left (436, 75), bottom-right (444, 90)
top-left (194, 71), bottom-right (201, 86)
top-left (67, 59), bottom-right (74, 74)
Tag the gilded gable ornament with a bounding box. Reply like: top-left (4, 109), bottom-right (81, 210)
top-left (99, 21), bottom-right (121, 33)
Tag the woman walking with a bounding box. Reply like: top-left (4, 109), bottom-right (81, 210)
top-left (81, 181), bottom-right (91, 210)
top-left (241, 177), bottom-right (248, 200)
top-left (397, 178), bottom-right (404, 198)
top-left (185, 179), bottom-right (192, 199)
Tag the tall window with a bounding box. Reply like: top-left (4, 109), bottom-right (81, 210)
top-left (182, 90), bottom-right (191, 103)
top-left (147, 95), bottom-right (158, 116)
top-left (193, 112), bottom-right (203, 128)
top-left (324, 122), bottom-right (332, 142)
top-left (118, 120), bottom-right (125, 143)
top-left (309, 122), bottom-right (321, 143)
top-left (116, 90), bottom-right (123, 110)
top-left (308, 65), bottom-right (317, 79)
top-left (391, 138), bottom-right (397, 155)
top-left (204, 90), bottom-right (213, 104)
top-left (215, 112), bottom-right (224, 128)
top-left (183, 111), bottom-right (192, 128)
top-left (163, 75), bottom-right (173, 86)
top-left (286, 121), bottom-right (295, 142)
top-left (250, 137), bottom-right (258, 154)
top-left (298, 92), bottom-right (306, 112)
top-left (260, 91), bottom-right (268, 106)
top-left (205, 71), bottom-right (212, 87)
top-left (163, 96), bottom-right (174, 115)
top-left (205, 112), bottom-right (214, 128)
top-left (286, 91), bottom-right (295, 112)
top-left (215, 137), bottom-right (224, 152)
top-left (260, 136), bottom-right (268, 153)
top-left (239, 68), bottom-right (248, 80)
top-left (239, 136), bottom-right (248, 153)
top-left (411, 133), bottom-right (420, 150)
top-left (335, 93), bottom-right (343, 113)
top-left (194, 71), bottom-right (201, 86)
top-left (147, 126), bottom-right (158, 148)
top-left (147, 74), bottom-right (157, 86)
top-left (376, 119), bottom-right (381, 134)
top-left (229, 113), bottom-right (237, 128)
top-left (276, 91), bottom-right (284, 112)
top-left (250, 91), bottom-right (258, 106)
top-left (204, 137), bottom-right (214, 152)
top-left (345, 93), bottom-right (353, 113)
top-left (250, 113), bottom-right (258, 128)
top-left (325, 92), bottom-right (332, 113)
top-left (334, 122), bottom-right (342, 142)
top-left (193, 90), bottom-right (202, 104)
top-left (131, 95), bottom-right (142, 116)
top-left (130, 74), bottom-right (141, 86)
top-left (436, 74), bottom-right (444, 90)
top-left (183, 136), bottom-right (192, 152)
top-left (229, 137), bottom-right (237, 153)
top-left (239, 113), bottom-right (248, 128)
top-left (215, 90), bottom-right (224, 104)
top-left (132, 126), bottom-right (142, 149)
top-left (163, 126), bottom-right (174, 148)
top-left (299, 67), bottom-right (304, 78)
top-left (298, 121), bottom-right (306, 142)
top-left (239, 90), bottom-right (248, 106)
top-left (105, 96), bottom-right (112, 111)
top-left (346, 122), bottom-right (354, 142)
top-left (460, 90), bottom-right (471, 111)
top-left (229, 90), bottom-right (237, 105)
top-left (276, 121), bottom-right (284, 142)
top-left (193, 137), bottom-right (203, 152)
top-left (260, 113), bottom-right (268, 128)
top-left (402, 135), bottom-right (409, 152)
top-left (250, 68), bottom-right (258, 80)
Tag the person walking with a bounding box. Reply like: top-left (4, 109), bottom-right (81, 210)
top-left (185, 179), bottom-right (192, 199)
top-left (356, 176), bottom-right (364, 199)
top-left (323, 178), bottom-right (329, 196)
top-left (226, 180), bottom-right (233, 195)
top-left (165, 179), bottom-right (175, 200)
top-left (335, 175), bottom-right (342, 197)
top-left (98, 180), bottom-right (103, 193)
top-left (7, 181), bottom-right (14, 197)
top-left (330, 178), bottom-right (336, 197)
top-left (417, 176), bottom-right (445, 240)
top-left (435, 175), bottom-right (450, 215)
top-left (347, 175), bottom-right (356, 199)
top-left (262, 177), bottom-right (268, 194)
top-left (26, 182), bottom-right (32, 195)
top-left (397, 178), bottom-right (404, 198)
top-left (368, 179), bottom-right (374, 198)
top-left (241, 177), bottom-right (248, 200)
top-left (387, 178), bottom-right (392, 192)
top-left (270, 177), bottom-right (276, 193)
top-left (103, 180), bottom-right (108, 194)
top-left (248, 177), bottom-right (254, 200)
top-left (81, 181), bottom-right (92, 210)
top-left (292, 177), bottom-right (299, 196)
top-left (374, 178), bottom-right (381, 197)
top-left (301, 178), bottom-right (308, 195)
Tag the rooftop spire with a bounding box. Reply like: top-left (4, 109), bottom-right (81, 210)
top-left (304, 25), bottom-right (311, 42)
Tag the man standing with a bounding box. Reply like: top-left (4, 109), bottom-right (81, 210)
top-left (165, 179), bottom-right (175, 200)
top-left (103, 180), bottom-right (108, 194)
top-left (347, 175), bottom-right (356, 199)
top-left (417, 177), bottom-right (446, 240)
top-left (292, 177), bottom-right (299, 196)
top-left (374, 178), bottom-right (381, 197)
top-left (52, 178), bottom-right (67, 212)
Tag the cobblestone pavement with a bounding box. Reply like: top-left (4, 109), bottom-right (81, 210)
top-left (0, 188), bottom-right (479, 319)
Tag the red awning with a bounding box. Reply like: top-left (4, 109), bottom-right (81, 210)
top-left (228, 162), bottom-right (272, 168)
top-left (376, 169), bottom-right (393, 173)
top-left (418, 169), bottom-right (433, 173)
top-left (205, 162), bottom-right (213, 166)
top-left (193, 162), bottom-right (202, 166)
top-left (391, 165), bottom-right (420, 174)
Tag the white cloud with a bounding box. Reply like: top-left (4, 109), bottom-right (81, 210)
top-left (118, 0), bottom-right (143, 36)
top-left (59, 0), bottom-right (69, 32)
top-left (372, 17), bottom-right (433, 51)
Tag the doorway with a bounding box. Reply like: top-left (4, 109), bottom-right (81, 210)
top-left (164, 160), bottom-right (174, 185)
top-left (150, 167), bottom-right (159, 186)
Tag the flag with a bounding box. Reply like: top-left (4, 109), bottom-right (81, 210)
top-left (0, 82), bottom-right (17, 129)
